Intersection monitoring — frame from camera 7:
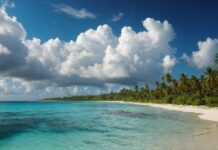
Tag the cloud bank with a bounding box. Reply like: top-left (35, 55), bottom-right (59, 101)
top-left (0, 5), bottom-right (178, 96)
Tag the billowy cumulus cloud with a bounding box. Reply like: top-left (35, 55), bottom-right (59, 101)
top-left (52, 3), bottom-right (97, 19)
top-left (4, 3), bottom-right (214, 98)
top-left (0, 5), bottom-right (177, 97)
top-left (183, 38), bottom-right (218, 69)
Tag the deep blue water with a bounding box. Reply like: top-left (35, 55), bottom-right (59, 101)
top-left (0, 101), bottom-right (212, 150)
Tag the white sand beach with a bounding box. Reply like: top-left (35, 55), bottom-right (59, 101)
top-left (113, 101), bottom-right (218, 122)
top-left (188, 125), bottom-right (218, 150)
top-left (110, 101), bottom-right (218, 150)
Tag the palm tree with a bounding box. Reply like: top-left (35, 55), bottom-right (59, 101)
top-left (171, 79), bottom-right (179, 95)
top-left (178, 73), bottom-right (189, 96)
top-left (155, 81), bottom-right (161, 91)
top-left (154, 81), bottom-right (166, 98)
top-left (205, 67), bottom-right (214, 89)
top-left (205, 67), bottom-right (213, 78)
top-left (144, 83), bottom-right (149, 91)
top-left (143, 83), bottom-right (150, 98)
top-left (190, 75), bottom-right (201, 93)
top-left (215, 54), bottom-right (218, 94)
top-left (164, 73), bottom-right (173, 84)
top-left (134, 85), bottom-right (139, 92)
top-left (215, 53), bottom-right (218, 67)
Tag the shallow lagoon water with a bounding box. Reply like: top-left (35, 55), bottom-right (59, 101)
top-left (0, 101), bottom-right (213, 150)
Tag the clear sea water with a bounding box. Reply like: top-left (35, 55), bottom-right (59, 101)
top-left (0, 101), bottom-right (213, 150)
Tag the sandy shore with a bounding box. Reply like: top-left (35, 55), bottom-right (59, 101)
top-left (111, 101), bottom-right (218, 122)
top-left (110, 101), bottom-right (218, 150)
top-left (188, 124), bottom-right (218, 150)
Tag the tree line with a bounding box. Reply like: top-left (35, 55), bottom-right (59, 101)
top-left (44, 53), bottom-right (218, 107)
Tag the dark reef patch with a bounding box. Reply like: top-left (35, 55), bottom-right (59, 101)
top-left (105, 110), bottom-right (157, 119)
top-left (0, 116), bottom-right (64, 140)
top-left (0, 111), bottom-right (108, 140)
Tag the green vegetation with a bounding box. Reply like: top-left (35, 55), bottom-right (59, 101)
top-left (44, 53), bottom-right (218, 107)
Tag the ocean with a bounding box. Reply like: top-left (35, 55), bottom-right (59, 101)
top-left (0, 101), bottom-right (213, 150)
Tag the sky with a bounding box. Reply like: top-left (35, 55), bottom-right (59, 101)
top-left (0, 0), bottom-right (218, 101)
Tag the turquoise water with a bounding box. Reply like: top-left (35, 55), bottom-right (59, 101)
top-left (0, 101), bottom-right (212, 150)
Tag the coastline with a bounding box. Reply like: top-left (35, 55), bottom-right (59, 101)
top-left (43, 99), bottom-right (218, 122)
top-left (4, 100), bottom-right (218, 149)
top-left (107, 101), bottom-right (218, 149)
top-left (107, 101), bottom-right (218, 122)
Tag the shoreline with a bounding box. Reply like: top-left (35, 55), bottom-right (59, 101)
top-left (104, 101), bottom-right (218, 122)
top-left (42, 99), bottom-right (218, 122)
top-left (42, 100), bottom-right (218, 122)
top-left (106, 101), bottom-right (218, 149)
top-left (4, 100), bottom-right (218, 149)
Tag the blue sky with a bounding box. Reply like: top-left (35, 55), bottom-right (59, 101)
top-left (8, 0), bottom-right (218, 44)
top-left (7, 0), bottom-right (218, 75)
top-left (0, 0), bottom-right (218, 100)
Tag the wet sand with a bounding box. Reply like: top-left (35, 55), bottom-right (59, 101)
top-left (188, 124), bottom-right (218, 150)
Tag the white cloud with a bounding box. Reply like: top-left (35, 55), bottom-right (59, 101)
top-left (0, 6), bottom-right (177, 97)
top-left (52, 3), bottom-right (97, 19)
top-left (49, 17), bottom-right (176, 85)
top-left (0, 6), bottom-right (27, 73)
top-left (183, 38), bottom-right (218, 69)
top-left (111, 12), bottom-right (123, 22)
top-left (78, 18), bottom-right (176, 84)
top-left (162, 55), bottom-right (176, 73)
top-left (1, 0), bottom-right (15, 8)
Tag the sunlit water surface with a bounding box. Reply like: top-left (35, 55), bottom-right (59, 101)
top-left (0, 101), bottom-right (213, 150)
